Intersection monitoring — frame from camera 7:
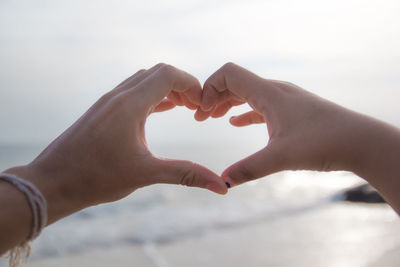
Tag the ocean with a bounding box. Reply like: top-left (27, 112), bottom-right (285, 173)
top-left (0, 142), bottom-right (399, 267)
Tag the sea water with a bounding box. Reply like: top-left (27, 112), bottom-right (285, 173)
top-left (0, 143), bottom-right (398, 267)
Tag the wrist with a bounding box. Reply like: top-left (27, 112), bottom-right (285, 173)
top-left (350, 115), bottom-right (400, 177)
top-left (348, 114), bottom-right (400, 211)
top-left (3, 163), bottom-right (88, 225)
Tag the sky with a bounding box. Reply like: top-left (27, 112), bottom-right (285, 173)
top-left (0, 0), bottom-right (399, 146)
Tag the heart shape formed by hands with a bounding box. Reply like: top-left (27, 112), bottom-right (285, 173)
top-left (24, 62), bottom-right (362, 213)
top-left (152, 63), bottom-right (272, 190)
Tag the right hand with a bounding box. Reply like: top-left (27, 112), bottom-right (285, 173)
top-left (196, 63), bottom-right (375, 187)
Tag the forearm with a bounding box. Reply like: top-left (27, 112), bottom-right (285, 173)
top-left (353, 115), bottom-right (400, 214)
top-left (0, 164), bottom-right (87, 255)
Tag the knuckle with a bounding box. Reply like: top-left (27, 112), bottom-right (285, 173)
top-left (179, 163), bottom-right (197, 187)
top-left (159, 64), bottom-right (175, 74)
top-left (99, 91), bottom-right (114, 103)
top-left (112, 90), bottom-right (143, 112)
top-left (221, 62), bottom-right (237, 74)
top-left (110, 93), bottom-right (128, 109)
top-left (159, 64), bottom-right (179, 81)
top-left (284, 81), bottom-right (295, 87)
top-left (88, 91), bottom-right (116, 112)
top-left (155, 62), bottom-right (167, 68)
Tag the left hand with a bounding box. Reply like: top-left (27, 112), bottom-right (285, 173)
top-left (5, 63), bottom-right (227, 225)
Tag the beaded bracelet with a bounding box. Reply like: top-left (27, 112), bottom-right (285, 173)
top-left (0, 173), bottom-right (48, 267)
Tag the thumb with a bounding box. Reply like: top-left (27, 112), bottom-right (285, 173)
top-left (151, 158), bottom-right (228, 195)
top-left (222, 142), bottom-right (284, 187)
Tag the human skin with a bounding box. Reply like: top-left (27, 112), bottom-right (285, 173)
top-left (0, 63), bottom-right (227, 255)
top-left (196, 62), bottom-right (400, 214)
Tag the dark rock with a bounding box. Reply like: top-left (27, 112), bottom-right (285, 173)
top-left (343, 183), bottom-right (386, 203)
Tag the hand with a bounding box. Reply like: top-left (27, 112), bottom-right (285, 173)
top-left (196, 63), bottom-right (391, 187)
top-left (5, 63), bottom-right (228, 225)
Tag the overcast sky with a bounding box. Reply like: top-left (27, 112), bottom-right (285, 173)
top-left (0, 0), bottom-right (399, 146)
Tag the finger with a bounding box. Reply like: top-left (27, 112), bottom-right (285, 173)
top-left (194, 98), bottom-right (244, 121)
top-left (151, 158), bottom-right (228, 195)
top-left (152, 99), bottom-right (176, 113)
top-left (229, 111), bottom-right (265, 127)
top-left (210, 99), bottom-right (245, 118)
top-left (202, 62), bottom-right (269, 113)
top-left (221, 142), bottom-right (284, 187)
top-left (210, 101), bottom-right (233, 118)
top-left (113, 63), bottom-right (169, 96)
top-left (194, 108), bottom-right (212, 121)
top-left (94, 64), bottom-right (175, 114)
top-left (133, 64), bottom-right (202, 111)
top-left (182, 85), bottom-right (203, 107)
top-left (180, 93), bottom-right (198, 110)
top-left (84, 68), bottom-right (151, 117)
top-left (201, 87), bottom-right (231, 112)
top-left (167, 91), bottom-right (184, 106)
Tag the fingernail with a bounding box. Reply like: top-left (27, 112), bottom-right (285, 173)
top-left (200, 104), bottom-right (213, 112)
top-left (225, 177), bottom-right (234, 188)
top-left (200, 97), bottom-right (213, 112)
top-left (206, 182), bottom-right (226, 195)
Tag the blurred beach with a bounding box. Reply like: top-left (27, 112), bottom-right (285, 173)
top-left (0, 142), bottom-right (399, 267)
top-left (1, 0), bottom-right (400, 266)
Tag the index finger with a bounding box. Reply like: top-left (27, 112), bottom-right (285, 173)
top-left (201, 63), bottom-right (268, 112)
top-left (133, 64), bottom-right (202, 111)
